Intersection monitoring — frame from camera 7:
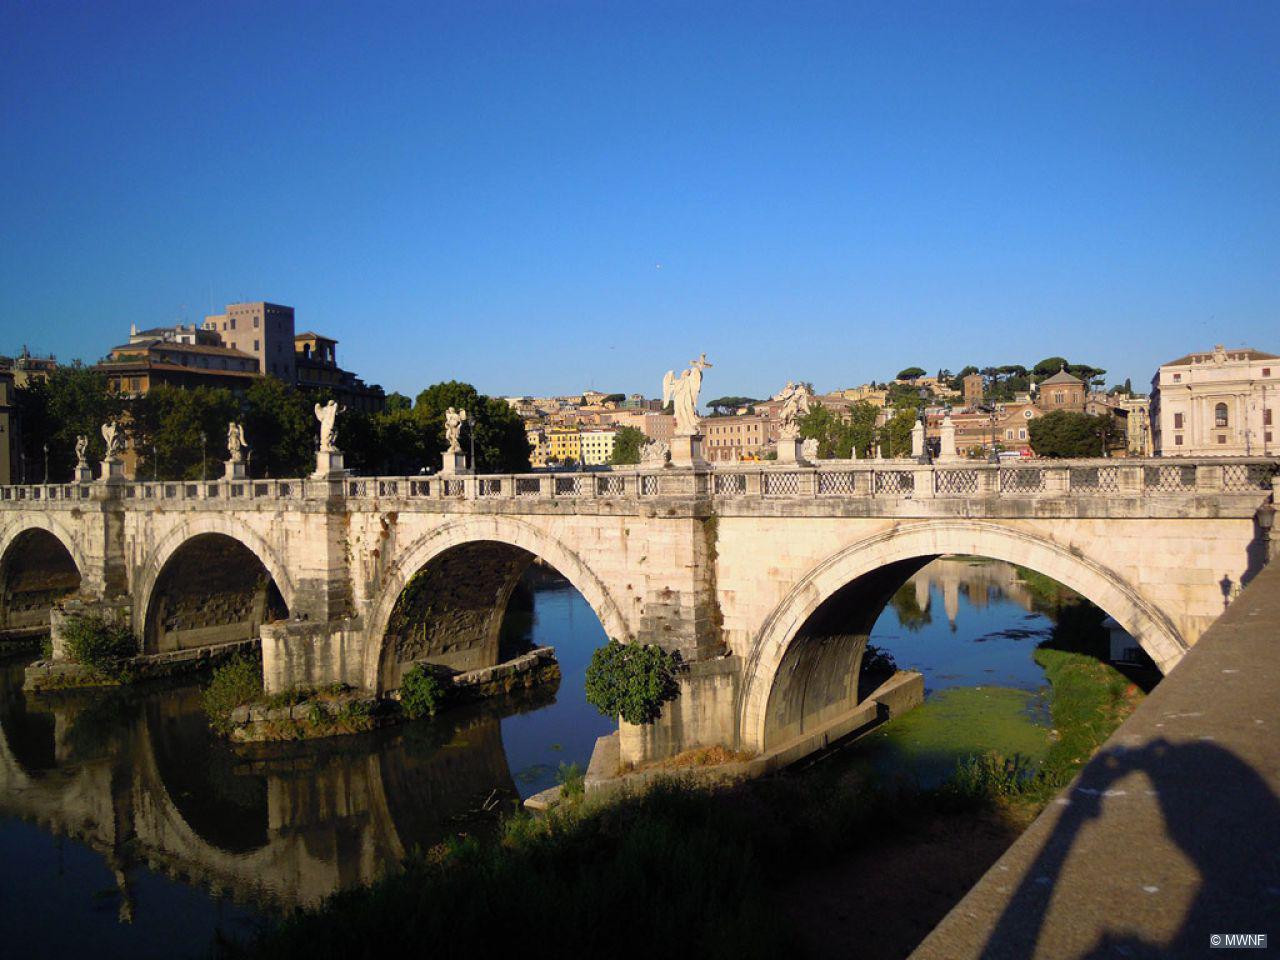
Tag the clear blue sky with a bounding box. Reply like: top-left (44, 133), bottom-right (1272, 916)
top-left (1, 1), bottom-right (1276, 400)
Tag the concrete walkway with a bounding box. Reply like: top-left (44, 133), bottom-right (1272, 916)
top-left (912, 564), bottom-right (1280, 960)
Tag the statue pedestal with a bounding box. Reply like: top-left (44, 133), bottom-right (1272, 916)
top-left (98, 459), bottom-right (126, 483)
top-left (669, 434), bottom-right (707, 469)
top-left (312, 450), bottom-right (346, 478)
top-left (224, 459), bottom-right (248, 481)
top-left (775, 436), bottom-right (808, 465)
top-left (74, 464), bottom-right (94, 484)
top-left (439, 450), bottom-right (472, 476)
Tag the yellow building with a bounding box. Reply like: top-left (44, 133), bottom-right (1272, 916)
top-left (548, 427), bottom-right (581, 465)
top-left (580, 428), bottom-right (617, 466)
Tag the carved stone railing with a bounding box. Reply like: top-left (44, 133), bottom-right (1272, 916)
top-left (1, 458), bottom-right (1276, 507)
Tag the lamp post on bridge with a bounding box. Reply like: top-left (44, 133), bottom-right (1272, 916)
top-left (43, 443), bottom-right (48, 484)
top-left (200, 431), bottom-right (207, 481)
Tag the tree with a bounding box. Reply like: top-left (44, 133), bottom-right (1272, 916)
top-left (242, 377), bottom-right (314, 478)
top-left (385, 392), bottom-right (413, 413)
top-left (610, 426), bottom-right (646, 465)
top-left (1032, 357), bottom-right (1070, 379)
top-left (16, 366), bottom-right (124, 482)
top-left (131, 384), bottom-right (239, 480)
top-left (896, 366), bottom-right (927, 381)
top-left (414, 381), bottom-right (530, 473)
top-left (798, 402), bottom-right (878, 459)
top-left (704, 396), bottom-right (759, 415)
top-left (1028, 411), bottom-right (1112, 458)
top-left (879, 406), bottom-right (919, 458)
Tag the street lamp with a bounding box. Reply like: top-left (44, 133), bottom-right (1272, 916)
top-left (917, 389), bottom-right (932, 465)
top-left (43, 443), bottom-right (49, 483)
top-left (200, 431), bottom-right (207, 481)
top-left (152, 444), bottom-right (158, 481)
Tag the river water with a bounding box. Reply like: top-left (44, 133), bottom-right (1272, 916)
top-left (0, 558), bottom-right (1064, 958)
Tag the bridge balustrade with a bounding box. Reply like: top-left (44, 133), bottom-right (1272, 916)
top-left (2, 458), bottom-right (1275, 507)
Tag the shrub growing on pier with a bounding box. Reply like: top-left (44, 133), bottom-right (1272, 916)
top-left (202, 655), bottom-right (264, 733)
top-left (62, 613), bottom-right (139, 682)
top-left (584, 640), bottom-right (680, 725)
top-left (399, 664), bottom-right (445, 719)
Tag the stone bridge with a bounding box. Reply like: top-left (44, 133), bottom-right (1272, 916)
top-left (1, 457), bottom-right (1276, 763)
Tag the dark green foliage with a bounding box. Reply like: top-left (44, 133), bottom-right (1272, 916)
top-left (888, 582), bottom-right (932, 632)
top-left (202, 655), bottom-right (264, 733)
top-left (130, 384), bottom-right (239, 480)
top-left (584, 640), bottom-right (680, 725)
top-left (14, 366), bottom-right (124, 482)
top-left (1028, 410), bottom-right (1113, 458)
top-left (414, 381), bottom-right (531, 473)
top-left (704, 396), bottom-right (760, 415)
top-left (242, 377), bottom-right (315, 478)
top-left (336, 404), bottom-right (436, 476)
top-left (557, 761), bottom-right (585, 800)
top-left (61, 613), bottom-right (138, 681)
top-left (399, 664), bottom-right (446, 719)
top-left (609, 425), bottom-right (646, 465)
top-left (1032, 356), bottom-right (1070, 378)
top-left (798, 401), bottom-right (878, 458)
top-left (896, 366), bottom-right (927, 380)
top-left (862, 643), bottom-right (898, 676)
top-left (879, 405), bottom-right (919, 458)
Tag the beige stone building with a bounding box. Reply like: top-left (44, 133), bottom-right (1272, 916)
top-left (703, 414), bottom-right (775, 462)
top-left (204, 302), bottom-right (297, 381)
top-left (526, 426), bottom-right (549, 469)
top-left (580, 428), bottom-right (617, 466)
top-left (1036, 368), bottom-right (1088, 412)
top-left (1152, 345), bottom-right (1278, 456)
top-left (293, 333), bottom-right (385, 413)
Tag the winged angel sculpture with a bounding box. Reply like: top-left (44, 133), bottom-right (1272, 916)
top-left (662, 353), bottom-right (712, 437)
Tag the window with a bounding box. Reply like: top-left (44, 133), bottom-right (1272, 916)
top-left (1215, 403), bottom-right (1229, 427)
top-left (1264, 368), bottom-right (1271, 377)
top-left (1175, 435), bottom-right (1183, 446)
top-left (1172, 373), bottom-right (1181, 382)
top-left (1173, 412), bottom-right (1183, 428)
top-left (254, 317), bottom-right (260, 328)
top-left (1218, 435), bottom-right (1227, 444)
top-left (1018, 429), bottom-right (1026, 440)
top-left (230, 318), bottom-right (236, 330)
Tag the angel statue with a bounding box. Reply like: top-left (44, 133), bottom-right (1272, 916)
top-left (445, 407), bottom-right (468, 454)
top-left (662, 353), bottom-right (712, 437)
top-left (75, 435), bottom-right (89, 467)
top-left (640, 438), bottom-right (670, 465)
top-left (315, 400), bottom-right (341, 453)
top-left (774, 381), bottom-right (813, 440)
top-left (101, 421), bottom-right (121, 460)
top-left (226, 422), bottom-right (247, 462)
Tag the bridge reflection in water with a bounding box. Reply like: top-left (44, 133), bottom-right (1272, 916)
top-left (0, 653), bottom-right (559, 948)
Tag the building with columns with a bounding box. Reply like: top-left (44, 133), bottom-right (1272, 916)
top-left (1151, 345), bottom-right (1278, 456)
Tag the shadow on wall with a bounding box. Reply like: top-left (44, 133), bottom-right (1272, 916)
top-left (981, 739), bottom-right (1280, 958)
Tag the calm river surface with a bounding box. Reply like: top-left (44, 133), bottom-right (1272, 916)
top-left (0, 558), bottom-right (1061, 958)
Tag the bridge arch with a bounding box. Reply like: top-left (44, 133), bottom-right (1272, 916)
top-left (364, 515), bottom-right (631, 694)
top-left (136, 518), bottom-right (295, 654)
top-left (739, 519), bottom-right (1187, 753)
top-left (0, 517), bottom-right (85, 635)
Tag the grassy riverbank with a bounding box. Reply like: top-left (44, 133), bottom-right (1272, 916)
top-left (225, 623), bottom-right (1144, 960)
